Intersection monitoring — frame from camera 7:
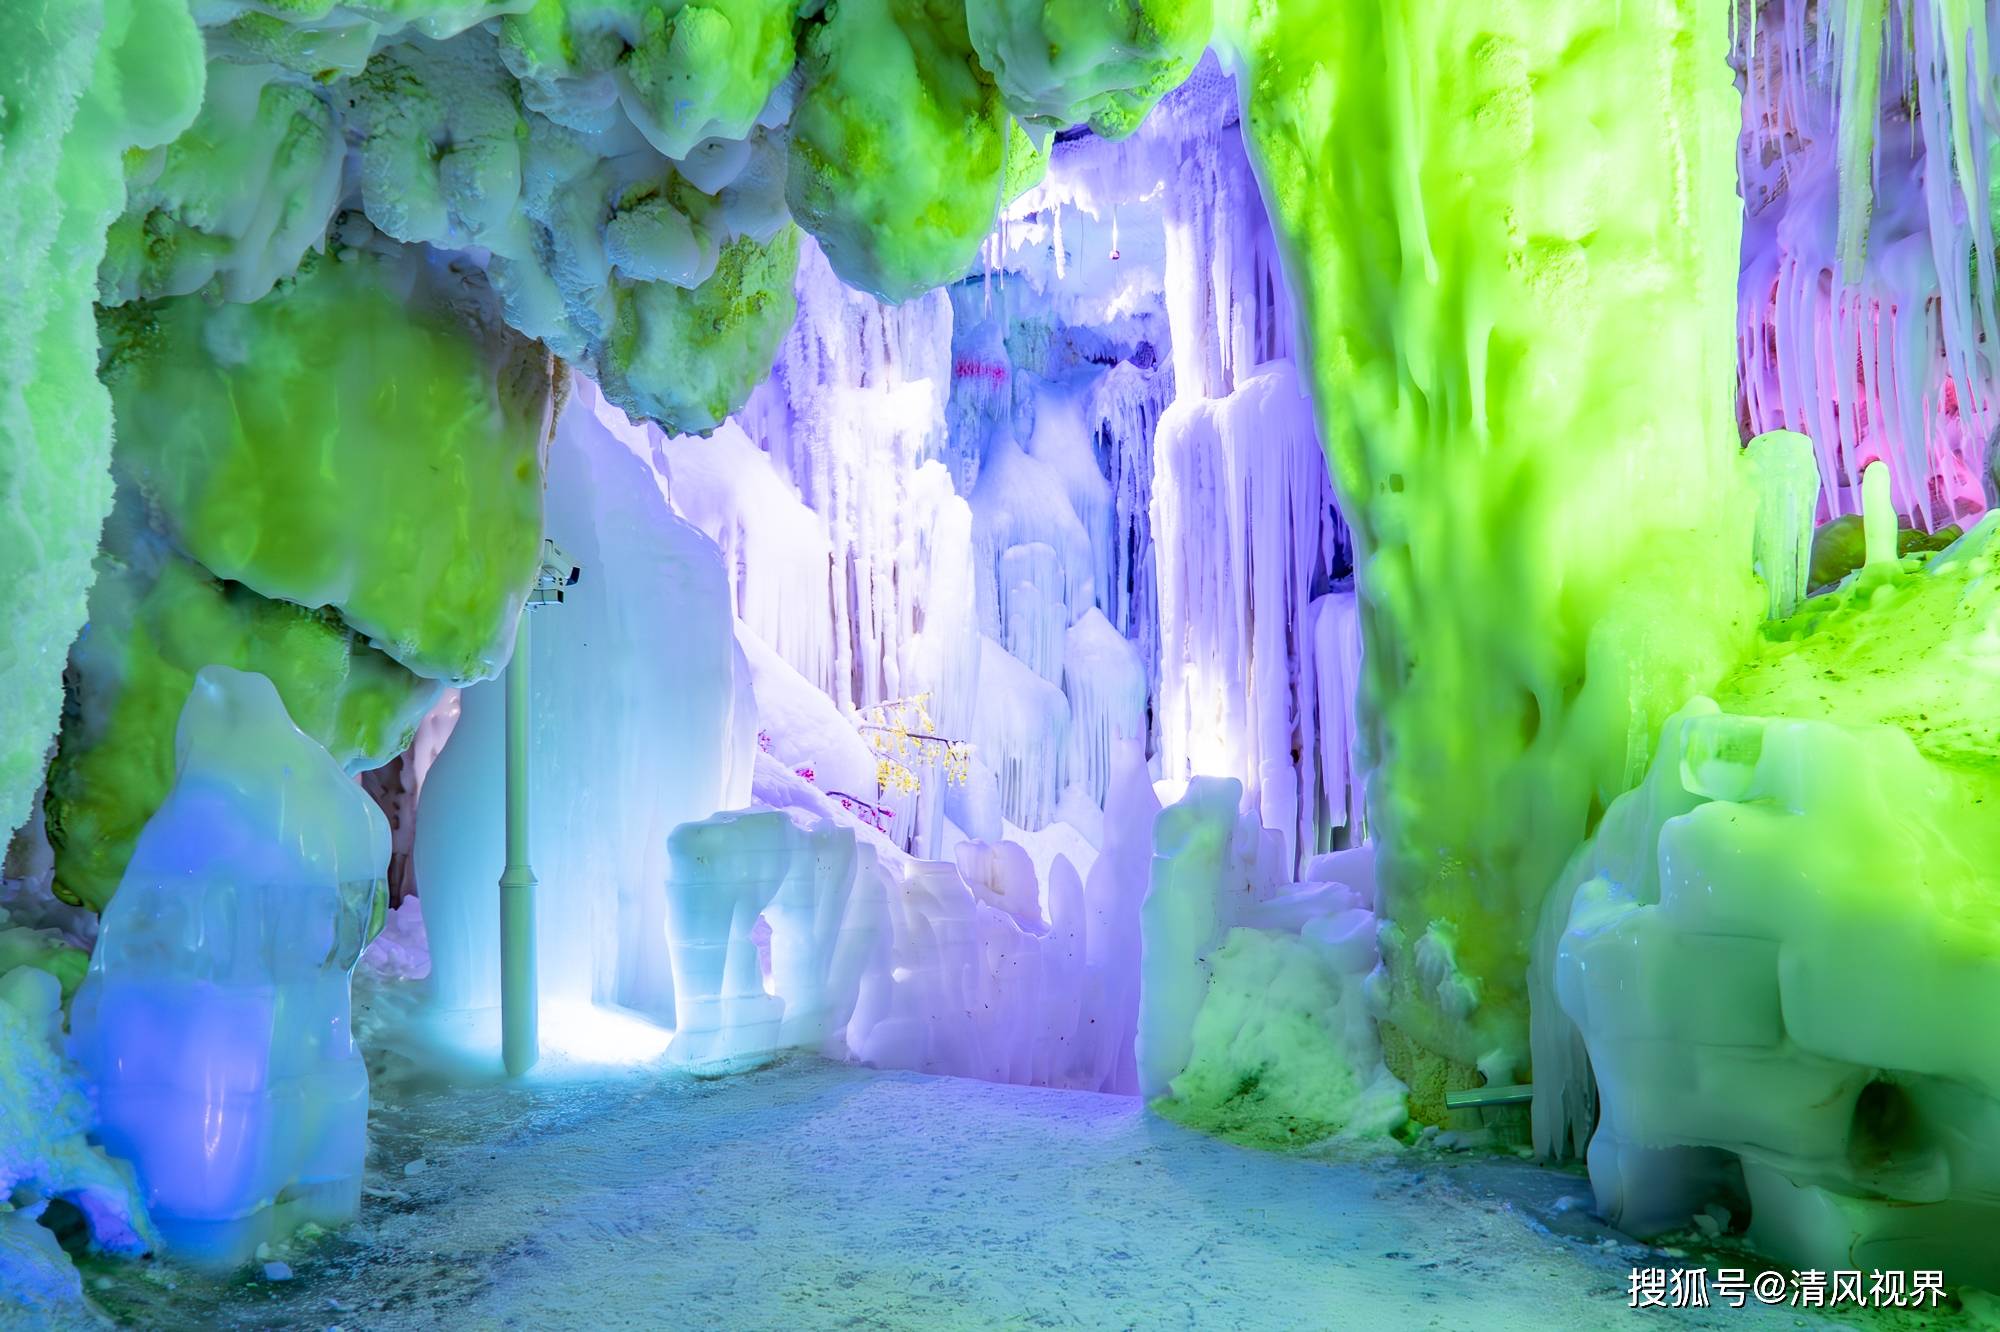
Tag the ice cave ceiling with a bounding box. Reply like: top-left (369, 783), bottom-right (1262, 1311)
top-left (13, 0), bottom-right (2000, 1311)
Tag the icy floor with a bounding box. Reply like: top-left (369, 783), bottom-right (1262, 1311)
top-left (44, 1051), bottom-right (1965, 1332)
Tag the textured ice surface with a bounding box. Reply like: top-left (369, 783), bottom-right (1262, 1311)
top-left (69, 667), bottom-right (387, 1269)
top-left (0, 967), bottom-right (153, 1265)
top-left (97, 247), bottom-right (551, 685)
top-left (1224, 0), bottom-right (1762, 1076)
top-left (1152, 363), bottom-right (1352, 876)
top-left (46, 502), bottom-right (438, 912)
top-left (965, 0), bottom-right (1210, 139)
top-left (1541, 520), bottom-right (2000, 1285)
top-left (0, 0), bottom-right (202, 853)
top-left (786, 0), bottom-right (1011, 301)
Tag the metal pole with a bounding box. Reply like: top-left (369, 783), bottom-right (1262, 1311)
top-left (500, 607), bottom-right (538, 1077)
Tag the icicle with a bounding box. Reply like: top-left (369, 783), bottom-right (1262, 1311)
top-left (1745, 429), bottom-right (1823, 618)
top-left (1833, 0), bottom-right (1886, 280)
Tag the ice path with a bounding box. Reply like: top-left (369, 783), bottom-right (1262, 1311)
top-left (77, 1051), bottom-right (1911, 1331)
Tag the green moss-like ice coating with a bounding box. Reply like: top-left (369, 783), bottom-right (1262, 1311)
top-left (1722, 517), bottom-right (2000, 770)
top-left (0, 0), bottom-right (203, 848)
top-left (1553, 528), bottom-right (2000, 1256)
top-left (99, 249), bottom-right (550, 683)
top-left (601, 225), bottom-right (800, 432)
top-left (1223, 1), bottom-right (1761, 1077)
top-left (787, 0), bottom-right (1010, 302)
top-left (100, 60), bottom-right (346, 306)
top-left (46, 532), bottom-right (437, 911)
top-left (966, 0), bottom-right (1210, 140)
top-left (498, 0), bottom-right (795, 159)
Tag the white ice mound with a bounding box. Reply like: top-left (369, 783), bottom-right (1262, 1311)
top-left (70, 666), bottom-right (388, 1270)
top-left (663, 810), bottom-right (880, 1072)
top-left (0, 964), bottom-right (154, 1287)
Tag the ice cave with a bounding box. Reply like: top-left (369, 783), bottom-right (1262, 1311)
top-left (10, 0), bottom-right (2000, 1327)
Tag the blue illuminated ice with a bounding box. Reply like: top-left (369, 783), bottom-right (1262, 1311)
top-left (69, 666), bottom-right (388, 1269)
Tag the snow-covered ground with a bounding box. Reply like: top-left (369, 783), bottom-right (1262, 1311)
top-left (48, 1044), bottom-right (1951, 1331)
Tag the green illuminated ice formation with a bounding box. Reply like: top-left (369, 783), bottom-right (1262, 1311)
top-left (46, 247), bottom-right (547, 909)
top-left (787, 0), bottom-right (1013, 303)
top-left (98, 249), bottom-right (549, 683)
top-left (967, 0), bottom-right (1210, 140)
top-left (1223, 0), bottom-right (1761, 1091)
top-left (0, 0), bottom-right (203, 851)
top-left (45, 525), bottom-right (438, 912)
top-left (1549, 516), bottom-right (2000, 1284)
top-left (497, 0), bottom-right (796, 160)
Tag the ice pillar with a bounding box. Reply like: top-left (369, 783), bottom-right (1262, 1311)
top-left (1223, 2), bottom-right (1762, 1093)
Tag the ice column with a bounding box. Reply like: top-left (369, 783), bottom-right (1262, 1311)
top-left (1224, 0), bottom-right (1762, 1086)
top-left (733, 236), bottom-right (966, 723)
top-left (1736, 0), bottom-right (1997, 531)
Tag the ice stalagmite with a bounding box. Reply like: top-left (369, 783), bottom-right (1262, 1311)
top-left (70, 667), bottom-right (387, 1269)
top-left (1136, 778), bottom-right (1250, 1099)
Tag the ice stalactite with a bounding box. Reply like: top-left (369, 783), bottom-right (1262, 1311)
top-left (1227, 1), bottom-right (1763, 1102)
top-left (1086, 359), bottom-right (1173, 706)
top-left (971, 438), bottom-right (1099, 674)
top-left (70, 667), bottom-right (386, 1269)
top-left (416, 384), bottom-right (751, 1059)
top-left (1309, 591), bottom-right (1367, 844)
top-left (664, 420), bottom-right (842, 702)
top-left (1154, 59), bottom-right (1293, 405)
top-left (1737, 0), bottom-right (1999, 531)
top-left (932, 55), bottom-right (1366, 884)
top-left (1117, 60), bottom-right (1357, 880)
top-left (970, 636), bottom-right (1072, 831)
